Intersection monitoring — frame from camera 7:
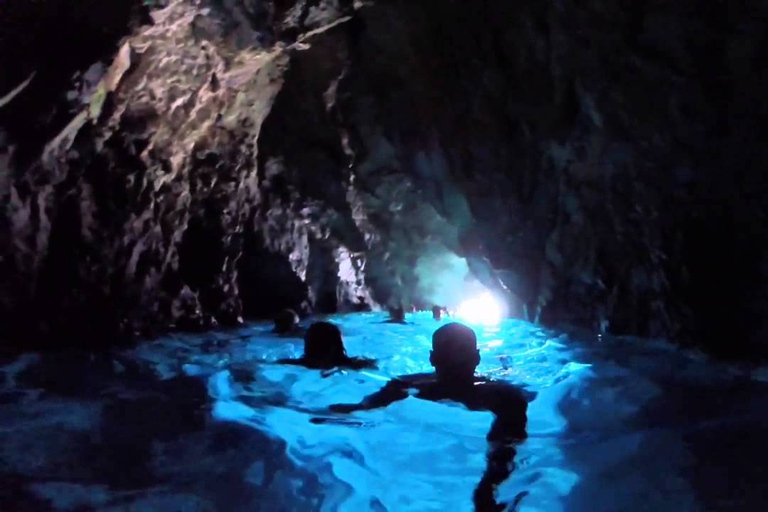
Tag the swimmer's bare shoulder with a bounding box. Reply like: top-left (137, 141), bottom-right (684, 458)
top-left (476, 378), bottom-right (534, 411)
top-left (344, 357), bottom-right (378, 370)
top-left (275, 356), bottom-right (377, 371)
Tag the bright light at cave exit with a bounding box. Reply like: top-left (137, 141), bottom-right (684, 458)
top-left (456, 293), bottom-right (504, 326)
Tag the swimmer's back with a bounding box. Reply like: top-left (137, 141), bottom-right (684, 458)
top-left (389, 374), bottom-right (530, 441)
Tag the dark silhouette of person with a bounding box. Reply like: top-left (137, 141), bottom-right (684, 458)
top-left (382, 305), bottom-right (407, 324)
top-left (277, 321), bottom-right (376, 371)
top-left (273, 308), bottom-right (302, 335)
top-left (330, 322), bottom-right (532, 511)
top-left (432, 305), bottom-right (444, 321)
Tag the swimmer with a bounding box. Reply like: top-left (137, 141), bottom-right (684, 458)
top-left (273, 308), bottom-right (303, 335)
top-left (330, 322), bottom-right (533, 511)
top-left (277, 321), bottom-right (376, 371)
top-left (382, 305), bottom-right (407, 324)
top-left (432, 305), bottom-right (447, 321)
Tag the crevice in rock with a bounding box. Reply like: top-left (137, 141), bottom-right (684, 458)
top-left (306, 240), bottom-right (339, 314)
top-left (238, 231), bottom-right (309, 319)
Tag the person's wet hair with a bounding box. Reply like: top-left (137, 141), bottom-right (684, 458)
top-left (278, 321), bottom-right (376, 371)
top-left (430, 322), bottom-right (480, 380)
top-left (385, 306), bottom-right (406, 323)
top-left (304, 321), bottom-right (347, 361)
top-left (273, 308), bottom-right (299, 334)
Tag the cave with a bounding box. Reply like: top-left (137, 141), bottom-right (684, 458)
top-left (1, 0), bottom-right (767, 510)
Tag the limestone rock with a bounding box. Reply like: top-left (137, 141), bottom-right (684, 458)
top-left (1, 0), bottom-right (767, 356)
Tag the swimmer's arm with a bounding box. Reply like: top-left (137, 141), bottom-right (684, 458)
top-left (329, 379), bottom-right (409, 413)
top-left (474, 440), bottom-right (518, 511)
top-left (474, 388), bottom-right (529, 509)
top-left (274, 358), bottom-right (303, 366)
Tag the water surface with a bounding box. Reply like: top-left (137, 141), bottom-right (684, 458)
top-left (1, 312), bottom-right (767, 511)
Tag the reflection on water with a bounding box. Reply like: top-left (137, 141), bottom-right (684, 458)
top-left (2, 312), bottom-right (768, 511)
top-left (202, 313), bottom-right (585, 511)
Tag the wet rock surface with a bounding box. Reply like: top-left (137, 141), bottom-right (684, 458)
top-left (1, 0), bottom-right (767, 356)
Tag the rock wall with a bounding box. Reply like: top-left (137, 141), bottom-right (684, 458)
top-left (1, 0), bottom-right (767, 356)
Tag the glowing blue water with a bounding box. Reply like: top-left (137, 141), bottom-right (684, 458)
top-left (4, 311), bottom-right (768, 511)
top-left (127, 312), bottom-right (768, 511)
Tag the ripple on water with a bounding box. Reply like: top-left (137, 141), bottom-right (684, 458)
top-left (187, 313), bottom-right (587, 511)
top-left (5, 312), bottom-right (763, 511)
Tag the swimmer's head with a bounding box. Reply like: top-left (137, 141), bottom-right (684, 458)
top-left (429, 322), bottom-right (480, 381)
top-left (274, 308), bottom-right (299, 334)
top-left (303, 321), bottom-right (347, 362)
top-left (388, 306), bottom-right (405, 322)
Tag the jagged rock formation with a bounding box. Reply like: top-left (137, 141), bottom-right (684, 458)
top-left (1, 0), bottom-right (767, 356)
